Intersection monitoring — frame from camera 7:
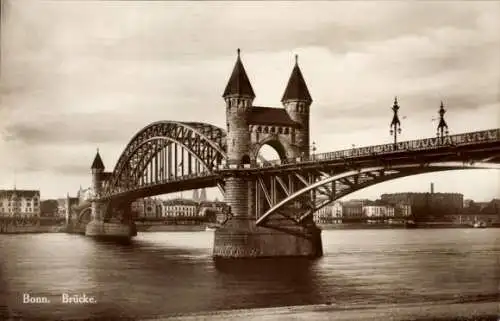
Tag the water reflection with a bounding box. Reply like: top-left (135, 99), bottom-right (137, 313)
top-left (212, 258), bottom-right (324, 309)
top-left (0, 229), bottom-right (498, 320)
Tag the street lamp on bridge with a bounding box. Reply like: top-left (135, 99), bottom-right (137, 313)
top-left (389, 97), bottom-right (402, 147)
top-left (310, 141), bottom-right (317, 160)
top-left (436, 101), bottom-right (449, 144)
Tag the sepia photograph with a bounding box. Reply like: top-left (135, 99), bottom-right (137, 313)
top-left (0, 1), bottom-right (499, 320)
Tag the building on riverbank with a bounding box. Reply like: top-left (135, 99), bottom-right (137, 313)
top-left (342, 199), bottom-right (371, 220)
top-left (313, 199), bottom-right (411, 224)
top-left (0, 189), bottom-right (40, 217)
top-left (362, 205), bottom-right (395, 219)
top-left (131, 197), bottom-right (228, 224)
top-left (313, 202), bottom-right (343, 224)
top-left (381, 183), bottom-right (463, 221)
top-left (162, 198), bottom-right (199, 218)
top-left (131, 198), bottom-right (163, 218)
top-left (56, 195), bottom-right (80, 218)
top-left (447, 213), bottom-right (500, 225)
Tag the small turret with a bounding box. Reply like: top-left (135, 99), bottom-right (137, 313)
top-left (193, 189), bottom-right (199, 202)
top-left (91, 149), bottom-right (105, 172)
top-left (224, 49), bottom-right (254, 164)
top-left (223, 48), bottom-right (256, 105)
top-left (91, 148), bottom-right (104, 197)
top-left (282, 54), bottom-right (312, 104)
top-left (282, 55), bottom-right (312, 158)
top-left (200, 188), bottom-right (207, 202)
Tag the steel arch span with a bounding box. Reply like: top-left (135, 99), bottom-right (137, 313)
top-left (77, 206), bottom-right (92, 225)
top-left (104, 121), bottom-right (227, 196)
top-left (255, 161), bottom-right (500, 226)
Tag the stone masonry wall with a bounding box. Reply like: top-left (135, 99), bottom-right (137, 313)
top-left (284, 101), bottom-right (310, 158)
top-left (226, 98), bottom-right (252, 164)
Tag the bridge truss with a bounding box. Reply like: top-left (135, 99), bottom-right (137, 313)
top-left (93, 125), bottom-right (500, 224)
top-left (102, 121), bottom-right (227, 199)
top-left (253, 161), bottom-right (499, 227)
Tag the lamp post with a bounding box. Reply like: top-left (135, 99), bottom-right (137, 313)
top-left (436, 101), bottom-right (449, 144)
top-left (310, 141), bottom-right (317, 160)
top-left (390, 97), bottom-right (402, 147)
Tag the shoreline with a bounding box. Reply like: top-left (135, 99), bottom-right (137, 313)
top-left (1, 223), bottom-right (498, 234)
top-left (0, 226), bottom-right (65, 234)
top-left (142, 301), bottom-right (499, 321)
top-left (318, 223), bottom-right (498, 230)
top-left (136, 223), bottom-right (207, 232)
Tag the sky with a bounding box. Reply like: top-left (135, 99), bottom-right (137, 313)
top-left (0, 1), bottom-right (499, 201)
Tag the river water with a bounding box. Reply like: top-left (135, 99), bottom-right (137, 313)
top-left (0, 229), bottom-right (498, 320)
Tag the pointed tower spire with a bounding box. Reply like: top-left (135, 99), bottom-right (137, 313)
top-left (281, 54), bottom-right (312, 103)
top-left (222, 48), bottom-right (255, 99)
top-left (192, 189), bottom-right (199, 202)
top-left (200, 188), bottom-right (207, 202)
top-left (91, 148), bottom-right (105, 170)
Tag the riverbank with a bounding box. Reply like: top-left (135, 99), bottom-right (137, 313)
top-left (136, 223), bottom-right (207, 232)
top-left (0, 223), bottom-right (211, 234)
top-left (317, 222), bottom-right (495, 230)
top-left (146, 301), bottom-right (499, 321)
top-left (0, 225), bottom-right (64, 234)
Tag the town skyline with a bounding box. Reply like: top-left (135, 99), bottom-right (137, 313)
top-left (1, 1), bottom-right (499, 201)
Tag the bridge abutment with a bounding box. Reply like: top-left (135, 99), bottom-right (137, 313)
top-left (85, 201), bottom-right (137, 240)
top-left (85, 220), bottom-right (137, 240)
top-left (213, 217), bottom-right (323, 258)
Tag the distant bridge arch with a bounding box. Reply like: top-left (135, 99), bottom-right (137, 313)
top-left (77, 206), bottom-right (92, 224)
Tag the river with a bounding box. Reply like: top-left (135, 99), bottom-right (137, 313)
top-left (0, 229), bottom-right (498, 320)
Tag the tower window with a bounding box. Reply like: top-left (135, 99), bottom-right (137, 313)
top-left (241, 155), bottom-right (251, 165)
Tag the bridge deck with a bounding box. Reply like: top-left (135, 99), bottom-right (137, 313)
top-left (99, 128), bottom-right (500, 200)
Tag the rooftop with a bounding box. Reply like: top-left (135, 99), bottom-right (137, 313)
top-left (281, 56), bottom-right (312, 103)
top-left (222, 49), bottom-right (255, 99)
top-left (249, 107), bottom-right (300, 128)
top-left (0, 190), bottom-right (40, 198)
top-left (91, 150), bottom-right (105, 170)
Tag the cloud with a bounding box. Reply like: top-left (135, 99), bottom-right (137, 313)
top-left (4, 113), bottom-right (132, 145)
top-left (0, 1), bottom-right (499, 200)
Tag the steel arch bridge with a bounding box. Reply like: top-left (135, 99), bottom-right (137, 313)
top-left (102, 121), bottom-right (227, 198)
top-left (94, 126), bottom-right (500, 224)
top-left (254, 161), bottom-right (500, 227)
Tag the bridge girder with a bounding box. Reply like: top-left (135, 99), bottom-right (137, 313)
top-left (104, 121), bottom-right (227, 198)
top-left (255, 161), bottom-right (500, 226)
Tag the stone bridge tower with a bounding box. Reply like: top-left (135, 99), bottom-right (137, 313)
top-left (282, 54), bottom-right (313, 159)
top-left (213, 49), bottom-right (322, 258)
top-left (90, 149), bottom-right (105, 221)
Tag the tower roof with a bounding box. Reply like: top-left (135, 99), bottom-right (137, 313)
top-left (91, 149), bottom-right (105, 170)
top-left (281, 55), bottom-right (312, 103)
top-left (222, 49), bottom-right (255, 99)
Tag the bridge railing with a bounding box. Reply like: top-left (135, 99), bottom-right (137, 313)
top-left (311, 128), bottom-right (498, 163)
top-left (215, 128), bottom-right (499, 170)
top-left (101, 128), bottom-right (499, 197)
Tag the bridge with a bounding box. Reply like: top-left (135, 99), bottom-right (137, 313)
top-left (76, 49), bottom-right (500, 258)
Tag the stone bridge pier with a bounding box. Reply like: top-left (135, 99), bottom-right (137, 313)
top-left (212, 50), bottom-right (322, 258)
top-left (213, 176), bottom-right (323, 258)
top-left (85, 150), bottom-right (136, 240)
